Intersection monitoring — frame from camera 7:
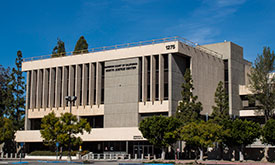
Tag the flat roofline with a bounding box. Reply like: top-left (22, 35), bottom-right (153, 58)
top-left (23, 36), bottom-right (223, 62)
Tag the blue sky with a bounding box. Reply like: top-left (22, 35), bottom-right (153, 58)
top-left (1, 0), bottom-right (275, 68)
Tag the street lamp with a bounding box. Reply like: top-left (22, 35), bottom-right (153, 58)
top-left (65, 96), bottom-right (77, 113)
top-left (65, 96), bottom-right (77, 161)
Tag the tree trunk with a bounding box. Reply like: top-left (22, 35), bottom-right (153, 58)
top-left (231, 148), bottom-right (235, 161)
top-left (261, 145), bottom-right (269, 162)
top-left (199, 148), bottom-right (203, 161)
top-left (161, 147), bottom-right (165, 160)
top-left (219, 143), bottom-right (223, 160)
top-left (239, 146), bottom-right (244, 162)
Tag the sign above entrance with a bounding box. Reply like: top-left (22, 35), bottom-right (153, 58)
top-left (133, 135), bottom-right (143, 140)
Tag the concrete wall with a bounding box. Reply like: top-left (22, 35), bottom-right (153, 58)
top-left (203, 41), bottom-right (249, 116)
top-left (178, 42), bottom-right (224, 115)
top-left (170, 54), bottom-right (189, 115)
top-left (104, 58), bottom-right (139, 127)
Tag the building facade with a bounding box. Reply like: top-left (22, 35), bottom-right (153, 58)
top-left (15, 37), bottom-right (252, 156)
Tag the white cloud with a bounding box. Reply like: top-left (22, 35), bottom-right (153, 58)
top-left (166, 0), bottom-right (246, 44)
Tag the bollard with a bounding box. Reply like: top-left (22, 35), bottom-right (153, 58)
top-left (1, 152), bottom-right (3, 158)
top-left (134, 154), bottom-right (137, 160)
top-left (128, 154), bottom-right (131, 160)
top-left (91, 154), bottom-right (94, 160)
top-left (5, 153), bottom-right (8, 158)
top-left (122, 154), bottom-right (124, 160)
top-left (148, 154), bottom-right (150, 160)
top-left (97, 154), bottom-right (100, 160)
top-left (115, 154), bottom-right (118, 160)
top-left (103, 154), bottom-right (106, 160)
top-left (141, 153), bottom-right (144, 160)
top-left (154, 155), bottom-right (156, 160)
top-left (109, 154), bottom-right (112, 160)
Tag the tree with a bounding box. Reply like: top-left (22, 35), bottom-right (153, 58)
top-left (52, 38), bottom-right (66, 58)
top-left (10, 50), bottom-right (25, 130)
top-left (248, 47), bottom-right (275, 123)
top-left (56, 113), bottom-right (91, 159)
top-left (261, 119), bottom-right (275, 161)
top-left (40, 112), bottom-right (60, 149)
top-left (0, 65), bottom-right (10, 117)
top-left (73, 36), bottom-right (89, 55)
top-left (139, 115), bottom-right (181, 160)
top-left (178, 121), bottom-right (222, 161)
top-left (211, 81), bottom-right (229, 123)
top-left (0, 65), bottom-right (17, 154)
top-left (40, 112), bottom-right (91, 159)
top-left (222, 119), bottom-right (261, 161)
top-left (262, 119), bottom-right (275, 145)
top-left (0, 118), bottom-right (14, 143)
top-left (210, 81), bottom-right (230, 160)
top-left (176, 69), bottom-right (203, 124)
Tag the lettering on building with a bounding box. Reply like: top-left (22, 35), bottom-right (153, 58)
top-left (166, 44), bottom-right (175, 50)
top-left (133, 135), bottom-right (143, 140)
top-left (105, 62), bottom-right (138, 73)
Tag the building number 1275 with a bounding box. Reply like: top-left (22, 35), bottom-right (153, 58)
top-left (166, 45), bottom-right (175, 50)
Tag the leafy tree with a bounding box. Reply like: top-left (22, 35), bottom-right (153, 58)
top-left (56, 113), bottom-right (91, 159)
top-left (0, 66), bottom-right (17, 154)
top-left (73, 36), bottom-right (89, 55)
top-left (210, 81), bottom-right (230, 160)
top-left (0, 118), bottom-right (14, 144)
top-left (178, 121), bottom-right (222, 161)
top-left (10, 50), bottom-right (25, 130)
top-left (0, 65), bottom-right (10, 117)
top-left (40, 112), bottom-right (60, 149)
top-left (248, 47), bottom-right (275, 123)
top-left (139, 115), bottom-right (181, 160)
top-left (52, 38), bottom-right (66, 58)
top-left (222, 119), bottom-right (261, 161)
top-left (261, 119), bottom-right (275, 161)
top-left (262, 119), bottom-right (275, 145)
top-left (211, 81), bottom-right (229, 123)
top-left (40, 112), bottom-right (91, 159)
top-left (176, 69), bottom-right (202, 123)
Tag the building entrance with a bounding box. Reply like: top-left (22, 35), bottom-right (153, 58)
top-left (133, 144), bottom-right (154, 158)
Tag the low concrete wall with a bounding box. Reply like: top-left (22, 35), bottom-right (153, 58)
top-left (25, 155), bottom-right (77, 160)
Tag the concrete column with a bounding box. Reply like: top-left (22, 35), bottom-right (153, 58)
top-left (168, 53), bottom-right (172, 116)
top-left (30, 70), bottom-right (37, 109)
top-left (49, 68), bottom-right (55, 108)
top-left (55, 67), bottom-right (62, 108)
top-left (82, 64), bottom-right (88, 106)
top-left (150, 55), bottom-right (156, 102)
top-left (142, 56), bottom-right (148, 102)
top-left (89, 63), bottom-right (95, 106)
top-left (42, 69), bottom-right (49, 108)
top-left (69, 65), bottom-right (74, 97)
top-left (126, 141), bottom-right (128, 154)
top-left (75, 65), bottom-right (81, 106)
top-left (96, 62), bottom-right (102, 105)
top-left (25, 71), bottom-right (31, 130)
top-left (36, 69), bottom-right (42, 109)
top-left (159, 54), bottom-right (164, 102)
top-left (61, 66), bottom-right (68, 108)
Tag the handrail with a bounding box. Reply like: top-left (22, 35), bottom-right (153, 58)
top-left (23, 36), bottom-right (223, 62)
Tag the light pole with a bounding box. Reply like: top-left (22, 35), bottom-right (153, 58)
top-left (65, 96), bottom-right (77, 114)
top-left (65, 96), bottom-right (77, 161)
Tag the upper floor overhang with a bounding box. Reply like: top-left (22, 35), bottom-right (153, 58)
top-left (22, 36), bottom-right (223, 71)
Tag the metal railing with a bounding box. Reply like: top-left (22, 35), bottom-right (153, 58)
top-left (23, 36), bottom-right (223, 62)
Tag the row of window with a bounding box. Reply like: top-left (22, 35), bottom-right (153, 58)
top-left (27, 55), bottom-right (170, 109)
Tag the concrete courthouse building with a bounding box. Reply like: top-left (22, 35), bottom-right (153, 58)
top-left (15, 37), bottom-right (253, 156)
